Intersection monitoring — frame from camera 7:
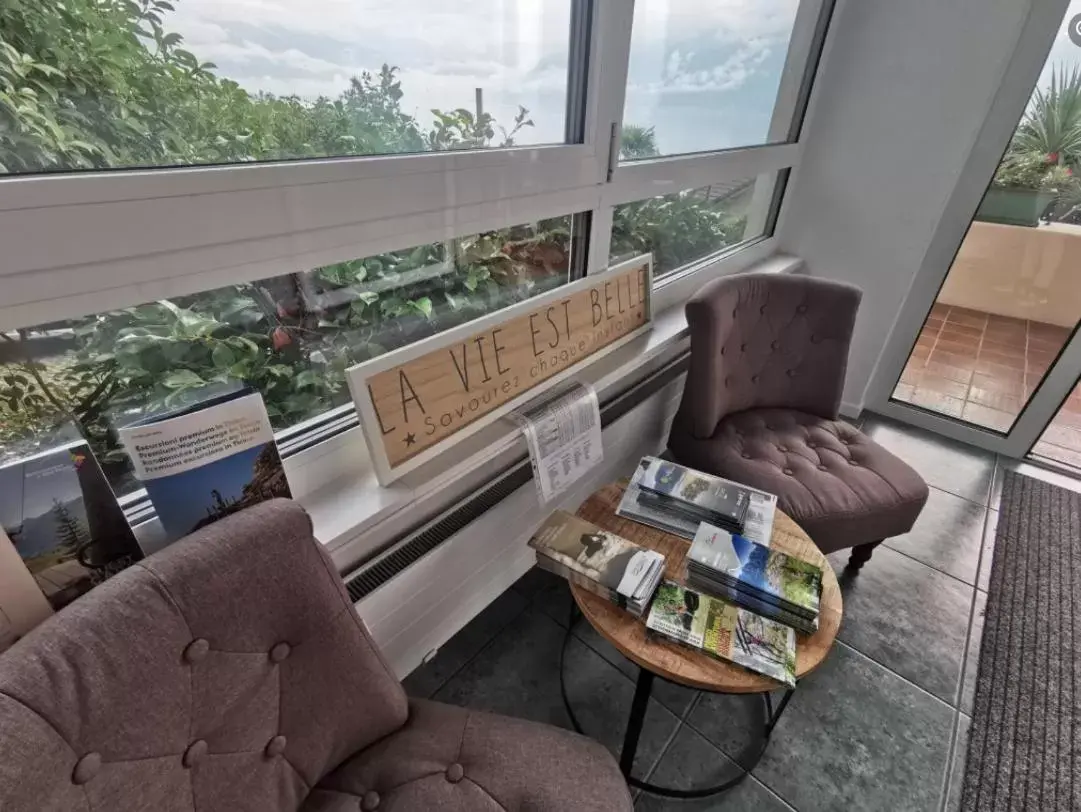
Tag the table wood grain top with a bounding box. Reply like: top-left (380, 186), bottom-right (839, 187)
top-left (571, 481), bottom-right (843, 693)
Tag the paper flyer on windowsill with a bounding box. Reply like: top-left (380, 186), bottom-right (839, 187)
top-left (117, 390), bottom-right (291, 543)
top-left (511, 381), bottom-right (602, 504)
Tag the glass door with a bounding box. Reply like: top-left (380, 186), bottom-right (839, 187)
top-left (869, 1), bottom-right (1081, 461)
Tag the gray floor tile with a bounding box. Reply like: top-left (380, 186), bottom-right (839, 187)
top-left (884, 487), bottom-right (989, 585)
top-left (434, 607), bottom-right (680, 778)
top-left (976, 510), bottom-right (998, 593)
top-left (635, 726), bottom-right (794, 812)
top-left (527, 571), bottom-right (577, 627)
top-left (826, 545), bottom-right (974, 702)
top-left (959, 591), bottom-right (986, 715)
top-left (945, 715), bottom-right (971, 812)
top-left (689, 643), bottom-right (953, 812)
top-left (403, 587), bottom-right (530, 698)
top-left (573, 619), bottom-right (699, 718)
top-left (510, 565), bottom-right (564, 600)
top-left (860, 415), bottom-right (995, 505)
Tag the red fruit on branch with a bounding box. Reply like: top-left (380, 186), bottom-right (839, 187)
top-left (1048, 152), bottom-right (1059, 163)
top-left (272, 327), bottom-right (292, 350)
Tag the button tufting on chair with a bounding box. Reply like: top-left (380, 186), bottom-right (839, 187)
top-left (667, 271), bottom-right (928, 562)
top-left (264, 735), bottom-right (288, 757)
top-left (269, 642), bottom-right (291, 663)
top-left (446, 763), bottom-right (465, 783)
top-left (183, 639), bottom-right (209, 664)
top-left (783, 468), bottom-right (793, 475)
top-left (72, 753), bottom-right (101, 785)
top-left (183, 740), bottom-right (207, 768)
top-left (0, 499), bottom-right (638, 812)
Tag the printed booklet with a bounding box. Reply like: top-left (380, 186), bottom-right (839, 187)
top-left (118, 388), bottom-right (291, 543)
top-left (617, 459), bottom-right (777, 547)
top-left (686, 523), bottom-right (823, 621)
top-left (0, 430), bottom-right (142, 613)
top-left (528, 511), bottom-right (664, 616)
top-left (636, 457), bottom-right (749, 532)
top-left (645, 581), bottom-right (796, 687)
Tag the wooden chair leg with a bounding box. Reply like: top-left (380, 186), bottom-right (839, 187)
top-left (846, 540), bottom-right (883, 572)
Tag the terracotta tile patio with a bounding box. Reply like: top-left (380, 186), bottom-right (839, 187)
top-left (892, 304), bottom-right (1072, 435)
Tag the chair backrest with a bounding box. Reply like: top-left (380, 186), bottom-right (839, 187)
top-left (0, 499), bottom-right (408, 812)
top-left (675, 272), bottom-right (862, 438)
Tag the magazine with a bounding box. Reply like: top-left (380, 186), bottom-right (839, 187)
top-left (636, 457), bottom-right (749, 530)
top-left (0, 527), bottom-right (53, 652)
top-left (617, 462), bottom-right (777, 547)
top-left (118, 388), bottom-right (291, 543)
top-left (645, 581), bottom-right (796, 687)
top-left (687, 523), bottom-right (822, 620)
top-left (528, 511), bottom-right (664, 615)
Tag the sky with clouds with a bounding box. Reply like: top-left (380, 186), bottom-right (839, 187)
top-left (164, 0), bottom-right (799, 157)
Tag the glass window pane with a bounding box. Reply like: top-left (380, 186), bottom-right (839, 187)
top-left (0, 216), bottom-right (575, 495)
top-left (621, 0), bottom-right (800, 160)
top-left (1, 0), bottom-right (572, 174)
top-left (609, 175), bottom-right (771, 278)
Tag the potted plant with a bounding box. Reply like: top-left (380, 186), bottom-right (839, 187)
top-left (976, 151), bottom-right (1068, 226)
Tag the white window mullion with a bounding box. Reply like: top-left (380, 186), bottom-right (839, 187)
top-left (585, 0), bottom-right (637, 184)
top-left (587, 202), bottom-right (615, 275)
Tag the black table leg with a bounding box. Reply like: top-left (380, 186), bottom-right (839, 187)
top-left (619, 668), bottom-right (655, 776)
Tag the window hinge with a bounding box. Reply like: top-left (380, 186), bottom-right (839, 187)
top-left (606, 122), bottom-right (619, 182)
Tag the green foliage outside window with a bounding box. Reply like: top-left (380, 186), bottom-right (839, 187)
top-left (0, 0), bottom-right (756, 491)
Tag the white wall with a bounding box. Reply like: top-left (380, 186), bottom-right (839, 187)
top-left (780, 0), bottom-right (1036, 411)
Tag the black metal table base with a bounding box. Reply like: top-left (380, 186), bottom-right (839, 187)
top-left (560, 608), bottom-right (796, 798)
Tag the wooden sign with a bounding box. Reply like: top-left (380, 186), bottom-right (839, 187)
top-left (348, 255), bottom-right (653, 484)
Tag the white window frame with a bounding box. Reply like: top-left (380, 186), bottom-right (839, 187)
top-left (1, 0), bottom-right (835, 560)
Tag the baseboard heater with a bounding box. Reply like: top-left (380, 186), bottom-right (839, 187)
top-left (342, 352), bottom-right (689, 603)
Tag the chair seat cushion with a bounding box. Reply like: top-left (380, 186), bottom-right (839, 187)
top-left (302, 699), bottom-right (633, 812)
top-left (670, 408), bottom-right (928, 554)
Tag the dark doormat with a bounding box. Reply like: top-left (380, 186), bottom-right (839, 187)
top-left (961, 471), bottom-right (1081, 812)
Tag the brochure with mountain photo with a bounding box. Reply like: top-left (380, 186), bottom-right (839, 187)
top-left (645, 581), bottom-right (796, 687)
top-left (0, 432), bottom-right (142, 612)
top-left (687, 523), bottom-right (822, 619)
top-left (118, 388), bottom-right (291, 543)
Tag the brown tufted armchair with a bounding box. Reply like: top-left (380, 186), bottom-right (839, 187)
top-left (0, 500), bottom-right (632, 812)
top-left (668, 272), bottom-right (928, 568)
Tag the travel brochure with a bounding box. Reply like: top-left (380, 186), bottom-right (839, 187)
top-left (635, 457), bottom-right (749, 533)
top-left (528, 511), bottom-right (664, 616)
top-left (686, 523), bottom-right (823, 621)
top-left (0, 388), bottom-right (292, 644)
top-left (645, 581), bottom-right (797, 687)
top-left (616, 458), bottom-right (777, 547)
top-left (117, 387), bottom-right (291, 543)
top-left (0, 431), bottom-right (143, 614)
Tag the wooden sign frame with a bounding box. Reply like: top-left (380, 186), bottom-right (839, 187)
top-left (346, 255), bottom-right (654, 485)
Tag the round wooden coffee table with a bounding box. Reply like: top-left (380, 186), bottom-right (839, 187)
top-left (561, 481), bottom-right (843, 797)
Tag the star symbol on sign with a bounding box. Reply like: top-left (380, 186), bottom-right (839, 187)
top-left (404, 433), bottom-right (416, 446)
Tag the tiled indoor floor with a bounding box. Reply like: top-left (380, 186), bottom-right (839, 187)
top-left (892, 303), bottom-right (1070, 431)
top-left (399, 414), bottom-right (1081, 811)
